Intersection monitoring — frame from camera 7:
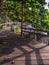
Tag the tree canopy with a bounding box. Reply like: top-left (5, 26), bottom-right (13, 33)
top-left (0, 0), bottom-right (49, 30)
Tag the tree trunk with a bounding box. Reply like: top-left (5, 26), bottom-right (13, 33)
top-left (11, 24), bottom-right (14, 32)
top-left (21, 0), bottom-right (24, 36)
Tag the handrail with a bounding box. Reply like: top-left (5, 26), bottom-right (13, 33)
top-left (22, 27), bottom-right (49, 37)
top-left (0, 22), bottom-right (13, 26)
top-left (22, 27), bottom-right (49, 32)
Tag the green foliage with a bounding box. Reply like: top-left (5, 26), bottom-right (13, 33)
top-left (4, 0), bottom-right (40, 22)
top-left (0, 0), bottom-right (49, 30)
top-left (14, 26), bottom-right (21, 33)
top-left (38, 0), bottom-right (46, 5)
top-left (0, 14), bottom-right (5, 23)
top-left (4, 0), bottom-right (22, 22)
top-left (34, 24), bottom-right (44, 30)
top-left (42, 9), bottom-right (49, 30)
top-left (0, 26), bottom-right (3, 30)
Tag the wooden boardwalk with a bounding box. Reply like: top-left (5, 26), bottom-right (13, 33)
top-left (0, 33), bottom-right (49, 65)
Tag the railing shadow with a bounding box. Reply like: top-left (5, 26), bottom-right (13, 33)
top-left (27, 45), bottom-right (46, 65)
top-left (0, 33), bottom-right (48, 65)
top-left (0, 36), bottom-right (32, 56)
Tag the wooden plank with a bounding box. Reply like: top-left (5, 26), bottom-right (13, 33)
top-left (0, 35), bottom-right (49, 65)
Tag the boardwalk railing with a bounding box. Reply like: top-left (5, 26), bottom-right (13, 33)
top-left (0, 22), bottom-right (49, 37)
top-left (22, 27), bottom-right (49, 37)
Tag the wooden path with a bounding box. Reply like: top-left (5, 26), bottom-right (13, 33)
top-left (0, 32), bottom-right (49, 65)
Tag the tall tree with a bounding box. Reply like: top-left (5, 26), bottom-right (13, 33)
top-left (2, 0), bottom-right (48, 31)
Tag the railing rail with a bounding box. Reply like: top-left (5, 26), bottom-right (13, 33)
top-left (22, 27), bottom-right (49, 37)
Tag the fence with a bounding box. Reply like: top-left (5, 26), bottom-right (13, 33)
top-left (22, 27), bottom-right (49, 36)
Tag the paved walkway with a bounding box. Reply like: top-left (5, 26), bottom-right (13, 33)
top-left (0, 32), bottom-right (49, 65)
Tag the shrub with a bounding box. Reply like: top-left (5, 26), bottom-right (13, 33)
top-left (14, 26), bottom-right (21, 33)
top-left (0, 25), bottom-right (3, 30)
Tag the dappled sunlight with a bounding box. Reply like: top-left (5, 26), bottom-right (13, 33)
top-left (0, 32), bottom-right (49, 65)
top-left (21, 46), bottom-right (33, 52)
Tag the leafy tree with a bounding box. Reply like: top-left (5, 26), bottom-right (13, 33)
top-left (1, 0), bottom-right (49, 31)
top-left (4, 0), bottom-right (40, 22)
top-left (42, 9), bottom-right (49, 30)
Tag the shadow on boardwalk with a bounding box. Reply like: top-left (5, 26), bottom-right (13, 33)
top-left (0, 32), bottom-right (48, 65)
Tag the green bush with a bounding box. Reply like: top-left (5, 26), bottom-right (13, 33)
top-left (0, 26), bottom-right (3, 30)
top-left (14, 26), bottom-right (21, 33)
top-left (35, 24), bottom-right (44, 30)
